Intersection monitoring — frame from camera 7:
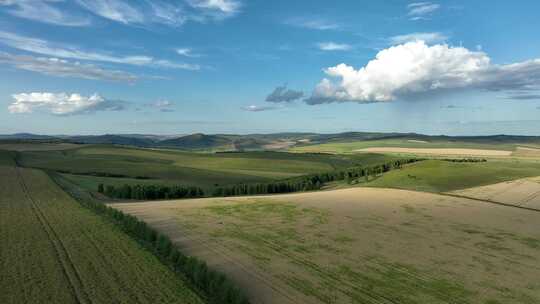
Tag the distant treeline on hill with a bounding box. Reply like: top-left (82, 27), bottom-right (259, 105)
top-left (98, 184), bottom-right (205, 200)
top-left (98, 158), bottom-right (424, 200)
top-left (57, 169), bottom-right (151, 179)
top-left (441, 158), bottom-right (487, 163)
top-left (213, 158), bottom-right (423, 196)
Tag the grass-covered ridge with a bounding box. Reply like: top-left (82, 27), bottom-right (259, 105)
top-left (364, 159), bottom-right (540, 192)
top-left (17, 145), bottom-right (402, 193)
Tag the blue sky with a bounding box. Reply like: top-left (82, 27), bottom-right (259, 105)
top-left (1, 0), bottom-right (540, 135)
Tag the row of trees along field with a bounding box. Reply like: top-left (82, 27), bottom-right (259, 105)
top-left (74, 193), bottom-right (249, 304)
top-left (98, 158), bottom-right (423, 200)
top-left (98, 184), bottom-right (205, 200)
top-left (213, 157), bottom-right (423, 196)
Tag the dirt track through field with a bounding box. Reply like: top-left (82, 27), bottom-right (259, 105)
top-left (354, 147), bottom-right (513, 156)
top-left (114, 188), bottom-right (540, 304)
top-left (14, 167), bottom-right (90, 304)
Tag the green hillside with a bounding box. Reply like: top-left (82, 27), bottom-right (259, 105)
top-left (16, 145), bottom-right (400, 194)
top-left (0, 151), bottom-right (203, 304)
top-left (364, 159), bottom-right (540, 193)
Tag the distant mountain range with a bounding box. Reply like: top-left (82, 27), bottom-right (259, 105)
top-left (2, 132), bottom-right (540, 151)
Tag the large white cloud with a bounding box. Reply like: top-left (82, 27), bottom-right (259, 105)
top-left (306, 41), bottom-right (540, 104)
top-left (8, 92), bottom-right (125, 115)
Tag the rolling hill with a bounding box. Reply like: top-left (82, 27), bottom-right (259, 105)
top-left (3, 132), bottom-right (540, 152)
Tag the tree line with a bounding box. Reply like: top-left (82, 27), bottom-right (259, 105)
top-left (211, 158), bottom-right (423, 197)
top-left (98, 158), bottom-right (487, 200)
top-left (440, 158), bottom-right (487, 163)
top-left (69, 186), bottom-right (249, 304)
top-left (56, 169), bottom-right (151, 179)
top-left (98, 184), bottom-right (205, 200)
top-left (98, 158), bottom-right (425, 200)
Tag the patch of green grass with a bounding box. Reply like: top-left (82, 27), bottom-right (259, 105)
top-left (365, 159), bottom-right (540, 192)
top-left (520, 237), bottom-right (540, 250)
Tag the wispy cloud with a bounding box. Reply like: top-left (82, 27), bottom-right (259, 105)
top-left (176, 48), bottom-right (202, 58)
top-left (0, 31), bottom-right (200, 70)
top-left (407, 2), bottom-right (440, 20)
top-left (388, 32), bottom-right (448, 45)
top-left (0, 52), bottom-right (137, 83)
top-left (148, 100), bottom-right (176, 112)
top-left (76, 0), bottom-right (144, 24)
top-left (317, 42), bottom-right (352, 51)
top-left (441, 105), bottom-right (483, 110)
top-left (8, 92), bottom-right (127, 115)
top-left (285, 17), bottom-right (340, 30)
top-left (187, 0), bottom-right (242, 19)
top-left (2, 0), bottom-right (242, 28)
top-left (0, 0), bottom-right (91, 26)
top-left (76, 0), bottom-right (192, 27)
top-left (504, 94), bottom-right (540, 100)
top-left (242, 105), bottom-right (279, 112)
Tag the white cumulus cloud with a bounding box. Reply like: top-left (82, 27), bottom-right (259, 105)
top-left (8, 92), bottom-right (126, 115)
top-left (306, 41), bottom-right (540, 104)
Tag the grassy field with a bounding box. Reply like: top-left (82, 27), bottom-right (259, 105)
top-left (290, 138), bottom-right (528, 154)
top-left (450, 177), bottom-right (540, 210)
top-left (114, 188), bottom-right (540, 304)
top-left (0, 150), bottom-right (203, 304)
top-left (17, 145), bottom-right (401, 193)
top-left (363, 159), bottom-right (540, 193)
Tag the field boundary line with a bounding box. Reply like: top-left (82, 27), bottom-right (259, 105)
top-left (14, 166), bottom-right (92, 304)
top-left (441, 192), bottom-right (540, 213)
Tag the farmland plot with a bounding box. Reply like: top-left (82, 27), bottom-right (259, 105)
top-left (451, 177), bottom-right (540, 210)
top-left (115, 188), bottom-right (540, 304)
top-left (0, 152), bottom-right (203, 304)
